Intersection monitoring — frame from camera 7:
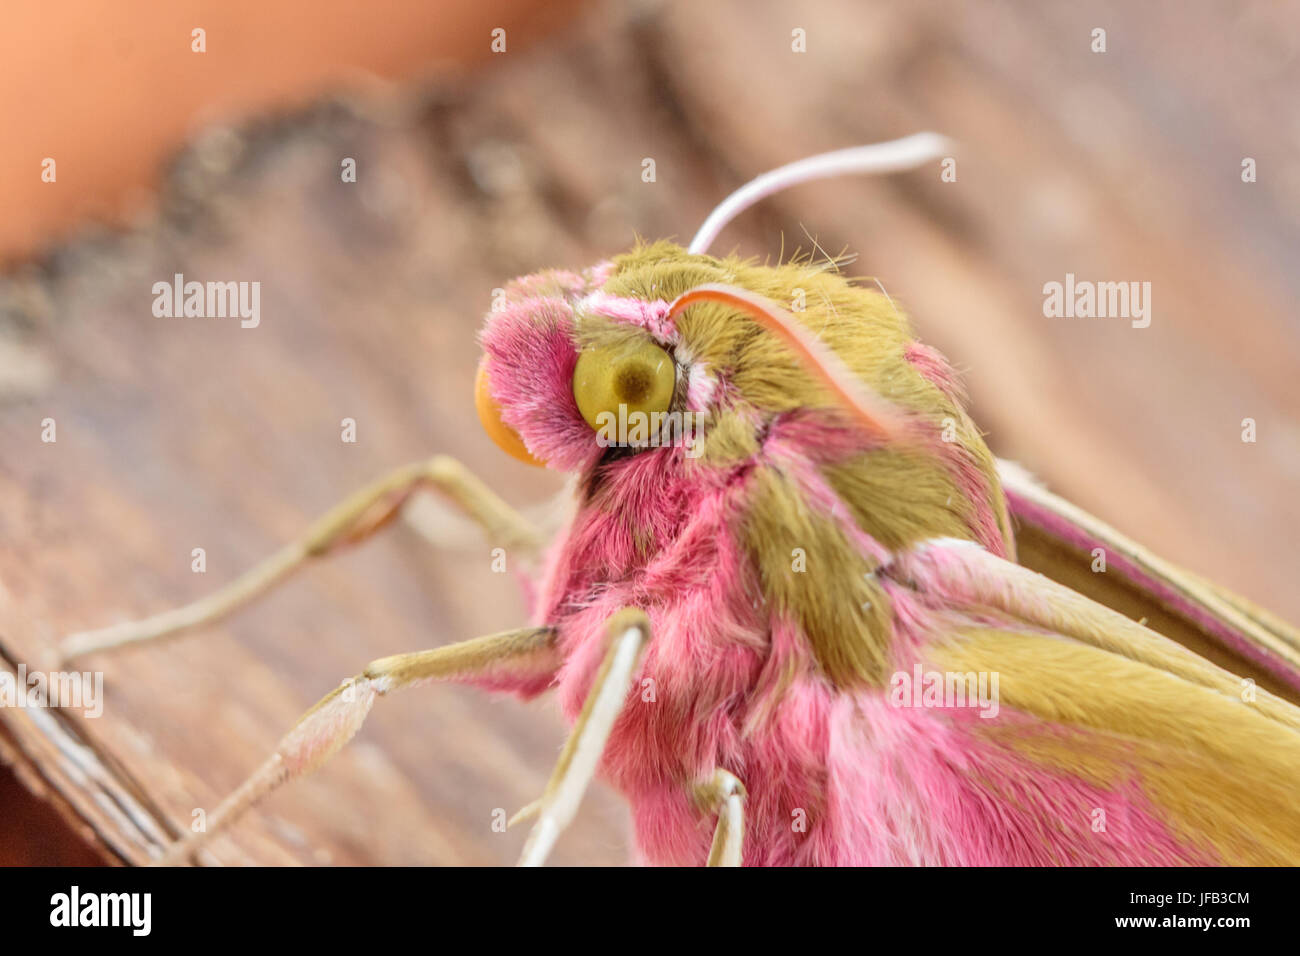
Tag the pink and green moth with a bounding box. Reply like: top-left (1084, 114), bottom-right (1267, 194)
top-left (63, 134), bottom-right (1300, 866)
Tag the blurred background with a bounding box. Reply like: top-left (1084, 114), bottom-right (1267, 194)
top-left (1, 0), bottom-right (1297, 865)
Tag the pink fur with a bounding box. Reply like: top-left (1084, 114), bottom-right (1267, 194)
top-left (579, 291), bottom-right (676, 342)
top-left (478, 295), bottom-right (601, 472)
top-left (904, 341), bottom-right (966, 406)
top-left (524, 444), bottom-right (1211, 865)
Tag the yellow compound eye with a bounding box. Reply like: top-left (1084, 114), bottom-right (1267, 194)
top-left (572, 340), bottom-right (676, 432)
top-left (475, 359), bottom-right (542, 466)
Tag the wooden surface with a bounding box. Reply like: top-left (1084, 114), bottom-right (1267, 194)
top-left (0, 763), bottom-right (105, 866)
top-left (1, 0), bottom-right (1298, 865)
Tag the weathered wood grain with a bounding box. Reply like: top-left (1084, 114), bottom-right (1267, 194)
top-left (1, 0), bottom-right (1296, 865)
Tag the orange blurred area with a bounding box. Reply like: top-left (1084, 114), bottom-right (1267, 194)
top-left (0, 0), bottom-right (582, 264)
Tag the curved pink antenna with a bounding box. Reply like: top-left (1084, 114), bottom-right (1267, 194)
top-left (666, 283), bottom-right (907, 442)
top-left (688, 133), bottom-right (953, 255)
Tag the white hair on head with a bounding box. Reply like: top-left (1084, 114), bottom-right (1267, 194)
top-left (689, 132), bottom-right (953, 256)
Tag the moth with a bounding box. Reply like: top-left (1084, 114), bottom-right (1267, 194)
top-left (62, 134), bottom-right (1300, 866)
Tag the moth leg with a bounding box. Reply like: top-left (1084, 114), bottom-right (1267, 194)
top-left (60, 455), bottom-right (541, 661)
top-left (153, 625), bottom-right (558, 866)
top-left (513, 608), bottom-right (651, 867)
top-left (694, 769), bottom-right (746, 867)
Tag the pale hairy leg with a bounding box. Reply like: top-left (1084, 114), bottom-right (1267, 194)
top-left (513, 608), bottom-right (652, 867)
top-left (60, 455), bottom-right (541, 661)
top-left (153, 625), bottom-right (559, 866)
top-left (695, 768), bottom-right (746, 867)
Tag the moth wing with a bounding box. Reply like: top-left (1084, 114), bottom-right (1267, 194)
top-left (891, 539), bottom-right (1300, 865)
top-left (997, 458), bottom-right (1300, 703)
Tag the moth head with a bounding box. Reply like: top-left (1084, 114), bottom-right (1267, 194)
top-left (477, 135), bottom-right (966, 466)
top-left (476, 135), bottom-right (965, 477)
top-left (476, 241), bottom-right (1009, 555)
top-left (477, 243), bottom-right (912, 470)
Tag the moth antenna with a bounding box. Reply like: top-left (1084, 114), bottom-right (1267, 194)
top-left (688, 132), bottom-right (953, 255)
top-left (666, 283), bottom-right (907, 442)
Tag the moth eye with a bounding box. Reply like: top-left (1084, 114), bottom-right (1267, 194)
top-left (475, 359), bottom-right (542, 466)
top-left (572, 340), bottom-right (676, 432)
